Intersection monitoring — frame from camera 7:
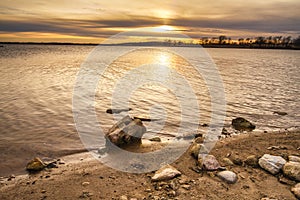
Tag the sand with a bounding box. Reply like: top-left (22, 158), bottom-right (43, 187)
top-left (0, 131), bottom-right (299, 200)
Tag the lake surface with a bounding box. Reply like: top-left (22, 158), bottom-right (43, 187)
top-left (0, 44), bottom-right (299, 176)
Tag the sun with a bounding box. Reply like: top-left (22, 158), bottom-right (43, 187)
top-left (153, 25), bottom-right (175, 32)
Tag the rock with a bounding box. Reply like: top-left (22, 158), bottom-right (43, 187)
top-left (232, 156), bottom-right (243, 166)
top-left (267, 146), bottom-right (287, 150)
top-left (217, 171), bottom-right (238, 184)
top-left (120, 195), bottom-right (128, 200)
top-left (222, 158), bottom-right (234, 166)
top-left (181, 184), bottom-right (191, 190)
top-left (105, 115), bottom-right (146, 148)
top-left (152, 165), bottom-right (181, 181)
top-left (244, 155), bottom-right (259, 167)
top-left (258, 154), bottom-right (286, 175)
top-left (231, 117), bottom-right (255, 131)
top-left (291, 183), bottom-right (300, 199)
top-left (26, 157), bottom-right (46, 172)
top-left (82, 182), bottom-right (90, 186)
top-left (283, 161), bottom-right (300, 181)
top-left (190, 143), bottom-right (201, 159)
top-left (133, 116), bottom-right (153, 122)
top-left (221, 128), bottom-right (230, 135)
top-left (289, 156), bottom-right (300, 163)
top-left (106, 108), bottom-right (132, 114)
top-left (198, 155), bottom-right (222, 171)
top-left (273, 111), bottom-right (287, 116)
top-left (278, 175), bottom-right (296, 185)
top-left (149, 137), bottom-right (161, 142)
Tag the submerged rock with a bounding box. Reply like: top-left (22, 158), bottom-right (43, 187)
top-left (231, 117), bottom-right (255, 131)
top-left (199, 155), bottom-right (222, 171)
top-left (152, 165), bottom-right (181, 181)
top-left (26, 157), bottom-right (46, 172)
top-left (106, 108), bottom-right (132, 114)
top-left (283, 161), bottom-right (300, 181)
top-left (105, 115), bottom-right (146, 148)
top-left (217, 171), bottom-right (238, 184)
top-left (258, 154), bottom-right (286, 175)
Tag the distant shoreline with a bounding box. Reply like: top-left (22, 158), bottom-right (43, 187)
top-left (1, 42), bottom-right (299, 50)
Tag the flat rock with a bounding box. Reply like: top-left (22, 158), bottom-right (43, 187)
top-left (231, 117), bottom-right (255, 131)
top-left (291, 183), bottom-right (300, 199)
top-left (152, 165), bottom-right (181, 181)
top-left (26, 157), bottom-right (46, 171)
top-left (283, 161), bottom-right (300, 181)
top-left (258, 154), bottom-right (286, 174)
top-left (217, 170), bottom-right (238, 184)
top-left (106, 108), bottom-right (132, 114)
top-left (199, 155), bottom-right (222, 171)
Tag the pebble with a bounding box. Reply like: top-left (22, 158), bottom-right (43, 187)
top-left (217, 171), bottom-right (238, 184)
top-left (149, 137), bottom-right (161, 142)
top-left (258, 154), bottom-right (286, 174)
top-left (82, 182), bottom-right (90, 186)
top-left (41, 190), bottom-right (46, 193)
top-left (181, 184), bottom-right (191, 190)
top-left (291, 183), bottom-right (300, 199)
top-left (222, 158), bottom-right (234, 166)
top-left (26, 157), bottom-right (46, 171)
top-left (283, 161), bottom-right (300, 181)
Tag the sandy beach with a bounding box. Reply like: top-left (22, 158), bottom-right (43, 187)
top-left (1, 131), bottom-right (299, 200)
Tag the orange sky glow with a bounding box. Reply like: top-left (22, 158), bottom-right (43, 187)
top-left (0, 0), bottom-right (299, 43)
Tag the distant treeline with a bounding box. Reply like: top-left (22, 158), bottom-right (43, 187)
top-left (1, 35), bottom-right (300, 49)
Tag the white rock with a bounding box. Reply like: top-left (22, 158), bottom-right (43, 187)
top-left (291, 183), bottom-right (300, 199)
top-left (258, 154), bottom-right (286, 174)
top-left (217, 171), bottom-right (238, 184)
top-left (289, 155), bottom-right (300, 163)
top-left (152, 165), bottom-right (181, 181)
top-left (283, 161), bottom-right (300, 181)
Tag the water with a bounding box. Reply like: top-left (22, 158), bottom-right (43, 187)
top-left (0, 44), bottom-right (299, 176)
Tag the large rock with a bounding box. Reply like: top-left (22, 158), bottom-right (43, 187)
top-left (217, 171), bottom-right (238, 184)
top-left (26, 157), bottom-right (46, 171)
top-left (151, 165), bottom-right (181, 181)
top-left (289, 156), bottom-right (300, 163)
top-left (258, 154), bottom-right (286, 175)
top-left (291, 183), bottom-right (300, 199)
top-left (231, 117), bottom-right (255, 131)
top-left (105, 116), bottom-right (146, 148)
top-left (198, 155), bottom-right (222, 171)
top-left (283, 161), bottom-right (300, 181)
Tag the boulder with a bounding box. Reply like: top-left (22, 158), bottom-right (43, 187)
top-left (217, 171), bottom-right (238, 184)
top-left (231, 117), bottom-right (255, 131)
top-left (26, 157), bottom-right (46, 171)
top-left (291, 183), bottom-right (300, 199)
top-left (151, 165), bottom-right (181, 181)
top-left (258, 154), bottom-right (286, 175)
top-left (283, 161), bottom-right (300, 181)
top-left (244, 155), bottom-right (259, 168)
top-left (199, 155), bottom-right (222, 171)
top-left (105, 116), bottom-right (146, 148)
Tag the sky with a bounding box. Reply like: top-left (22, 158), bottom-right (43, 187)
top-left (0, 0), bottom-right (299, 43)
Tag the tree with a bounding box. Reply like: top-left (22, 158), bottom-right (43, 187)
top-left (219, 35), bottom-right (227, 44)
